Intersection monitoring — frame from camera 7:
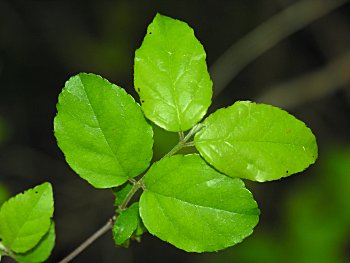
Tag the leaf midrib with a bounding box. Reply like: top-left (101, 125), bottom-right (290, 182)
top-left (147, 191), bottom-right (258, 216)
top-left (78, 76), bottom-right (126, 176)
top-left (6, 190), bottom-right (50, 250)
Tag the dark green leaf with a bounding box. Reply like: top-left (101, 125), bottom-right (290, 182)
top-left (134, 14), bottom-right (212, 132)
top-left (0, 184), bottom-right (9, 206)
top-left (113, 183), bottom-right (133, 208)
top-left (54, 73), bottom-right (153, 188)
top-left (195, 101), bottom-right (318, 182)
top-left (113, 202), bottom-right (140, 246)
top-left (140, 154), bottom-right (259, 252)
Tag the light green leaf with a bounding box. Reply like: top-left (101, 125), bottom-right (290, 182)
top-left (113, 202), bottom-right (140, 246)
top-left (54, 73), bottom-right (153, 188)
top-left (14, 222), bottom-right (55, 263)
top-left (0, 183), bottom-right (54, 253)
top-left (194, 101), bottom-right (318, 182)
top-left (140, 154), bottom-right (259, 252)
top-left (134, 14), bottom-right (212, 132)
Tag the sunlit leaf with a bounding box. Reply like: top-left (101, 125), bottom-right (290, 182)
top-left (134, 14), bottom-right (212, 132)
top-left (140, 154), bottom-right (259, 252)
top-left (14, 222), bottom-right (55, 263)
top-left (195, 101), bottom-right (318, 182)
top-left (0, 183), bottom-right (54, 253)
top-left (54, 73), bottom-right (153, 188)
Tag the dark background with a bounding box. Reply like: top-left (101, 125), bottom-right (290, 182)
top-left (0, 0), bottom-right (349, 262)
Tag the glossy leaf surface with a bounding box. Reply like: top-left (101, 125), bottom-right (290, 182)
top-left (14, 222), bottom-right (55, 263)
top-left (113, 202), bottom-right (140, 246)
top-left (195, 101), bottom-right (318, 182)
top-left (0, 183), bottom-right (54, 253)
top-left (54, 73), bottom-right (153, 188)
top-left (134, 14), bottom-right (212, 132)
top-left (140, 154), bottom-right (259, 252)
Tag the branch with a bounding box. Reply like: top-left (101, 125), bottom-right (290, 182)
top-left (58, 124), bottom-right (201, 262)
top-left (255, 49), bottom-right (350, 109)
top-left (58, 219), bottom-right (113, 263)
top-left (210, 0), bottom-right (349, 97)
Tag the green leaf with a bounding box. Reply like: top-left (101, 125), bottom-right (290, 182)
top-left (194, 101), bottom-right (318, 182)
top-left (113, 183), bottom-right (133, 208)
top-left (140, 154), bottom-right (259, 252)
top-left (14, 222), bottom-right (55, 263)
top-left (113, 202), bottom-right (140, 246)
top-left (134, 14), bottom-right (212, 132)
top-left (134, 217), bottom-right (146, 239)
top-left (0, 183), bottom-right (54, 253)
top-left (54, 73), bottom-right (153, 188)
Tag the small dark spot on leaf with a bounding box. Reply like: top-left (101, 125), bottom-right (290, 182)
top-left (137, 88), bottom-right (140, 92)
top-left (286, 170), bottom-right (289, 174)
top-left (149, 31), bottom-right (152, 35)
top-left (141, 100), bottom-right (145, 103)
top-left (35, 191), bottom-right (38, 194)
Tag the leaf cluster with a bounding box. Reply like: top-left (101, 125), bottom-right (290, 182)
top-left (53, 14), bottom-right (317, 252)
top-left (0, 13), bottom-right (318, 263)
top-left (0, 183), bottom-right (55, 263)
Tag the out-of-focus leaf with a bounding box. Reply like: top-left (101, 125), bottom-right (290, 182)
top-left (0, 184), bottom-right (9, 206)
top-left (0, 117), bottom-right (10, 144)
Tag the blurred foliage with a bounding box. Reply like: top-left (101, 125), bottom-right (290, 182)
top-left (194, 146), bottom-right (350, 263)
top-left (0, 183), bottom-right (9, 206)
top-left (0, 117), bottom-right (9, 145)
top-left (0, 117), bottom-right (10, 206)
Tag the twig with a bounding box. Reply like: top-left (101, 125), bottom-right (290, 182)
top-left (119, 181), bottom-right (143, 210)
top-left (255, 49), bottom-right (350, 109)
top-left (210, 0), bottom-right (348, 97)
top-left (163, 124), bottom-right (202, 159)
top-left (58, 124), bottom-right (203, 262)
top-left (58, 219), bottom-right (113, 263)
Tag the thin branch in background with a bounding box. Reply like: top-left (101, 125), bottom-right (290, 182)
top-left (58, 219), bottom-right (113, 263)
top-left (210, 0), bottom-right (349, 98)
top-left (255, 49), bottom-right (350, 109)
